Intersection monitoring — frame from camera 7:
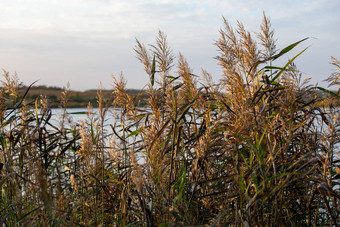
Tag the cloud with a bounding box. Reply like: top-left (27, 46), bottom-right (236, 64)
top-left (0, 0), bottom-right (338, 89)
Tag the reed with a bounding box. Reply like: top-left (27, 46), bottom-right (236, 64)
top-left (0, 14), bottom-right (339, 226)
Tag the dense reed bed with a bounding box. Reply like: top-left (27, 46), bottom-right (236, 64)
top-left (1, 15), bottom-right (340, 226)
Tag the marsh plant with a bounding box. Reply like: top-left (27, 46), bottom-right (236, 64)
top-left (1, 14), bottom-right (340, 226)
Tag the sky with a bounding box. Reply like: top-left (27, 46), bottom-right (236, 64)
top-left (0, 0), bottom-right (339, 91)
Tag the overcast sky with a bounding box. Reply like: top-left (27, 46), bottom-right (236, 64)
top-left (0, 0), bottom-right (339, 90)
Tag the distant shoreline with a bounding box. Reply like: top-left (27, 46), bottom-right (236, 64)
top-left (3, 84), bottom-right (337, 108)
top-left (16, 85), bottom-right (147, 108)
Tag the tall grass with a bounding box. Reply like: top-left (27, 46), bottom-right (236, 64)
top-left (1, 14), bottom-right (340, 226)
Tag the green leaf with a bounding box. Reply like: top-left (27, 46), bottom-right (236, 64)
top-left (316, 86), bottom-right (340, 98)
top-left (17, 206), bottom-right (43, 224)
top-left (251, 37), bottom-right (309, 70)
top-left (262, 66), bottom-right (295, 72)
top-left (258, 123), bottom-right (269, 148)
top-left (69, 111), bottom-right (91, 115)
top-left (134, 113), bottom-right (147, 120)
top-left (150, 55), bottom-right (156, 86)
top-left (148, 118), bottom-right (171, 151)
top-left (127, 128), bottom-right (143, 138)
top-left (270, 47), bottom-right (308, 84)
top-left (176, 93), bottom-right (200, 124)
top-left (0, 173), bottom-right (14, 188)
top-left (239, 150), bottom-right (251, 169)
top-left (273, 37), bottom-right (309, 60)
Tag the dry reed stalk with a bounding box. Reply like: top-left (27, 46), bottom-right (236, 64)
top-left (0, 14), bottom-right (339, 226)
top-left (112, 73), bottom-right (134, 115)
